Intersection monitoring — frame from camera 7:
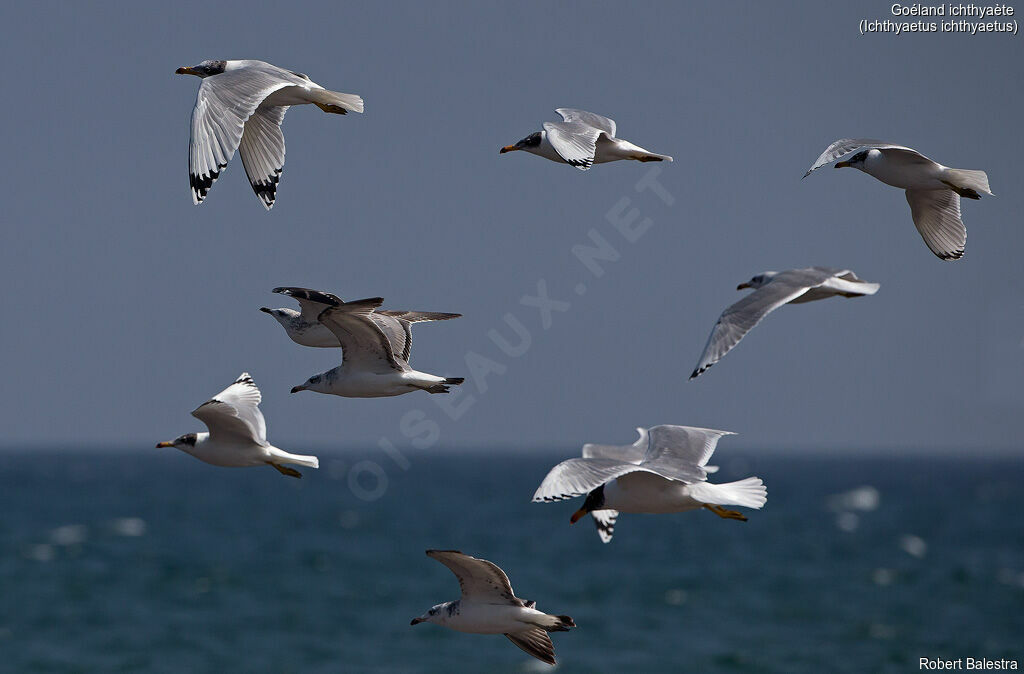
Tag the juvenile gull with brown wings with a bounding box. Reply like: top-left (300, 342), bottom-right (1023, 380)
top-left (289, 297), bottom-right (464, 398)
top-left (260, 287), bottom-right (460, 351)
top-left (411, 550), bottom-right (575, 666)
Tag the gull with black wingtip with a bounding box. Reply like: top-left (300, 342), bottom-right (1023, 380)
top-left (176, 59), bottom-right (363, 209)
top-left (156, 373), bottom-right (318, 478)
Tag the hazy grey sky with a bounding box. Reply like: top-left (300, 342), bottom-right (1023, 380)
top-left (1, 1), bottom-right (1020, 452)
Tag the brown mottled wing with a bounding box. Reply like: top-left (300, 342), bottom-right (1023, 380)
top-left (505, 629), bottom-right (556, 665)
top-left (425, 550), bottom-right (518, 604)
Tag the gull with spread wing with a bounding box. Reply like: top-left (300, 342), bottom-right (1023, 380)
top-left (175, 59), bottom-right (363, 209)
top-left (411, 550), bottom-right (575, 666)
top-left (500, 108), bottom-right (671, 170)
top-left (156, 373), bottom-right (318, 478)
top-left (533, 425), bottom-right (765, 543)
top-left (804, 139), bottom-right (993, 260)
top-left (261, 287), bottom-right (460, 351)
top-left (689, 266), bottom-right (879, 380)
top-left (290, 297), bottom-right (464, 398)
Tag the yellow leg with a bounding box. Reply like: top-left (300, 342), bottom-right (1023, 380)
top-left (270, 463), bottom-right (302, 479)
top-left (315, 102), bottom-right (348, 115)
top-left (703, 504), bottom-right (747, 521)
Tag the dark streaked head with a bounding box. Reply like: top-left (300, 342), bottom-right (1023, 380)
top-left (570, 485), bottom-right (605, 523)
top-left (410, 603), bottom-right (446, 626)
top-left (500, 131), bottom-right (542, 154)
top-left (290, 374), bottom-right (322, 394)
top-left (737, 271), bottom-right (778, 290)
top-left (834, 150), bottom-right (869, 170)
top-left (175, 60), bottom-right (227, 77)
top-left (156, 432), bottom-right (197, 449)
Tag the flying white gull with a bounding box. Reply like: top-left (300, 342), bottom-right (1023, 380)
top-left (290, 297), bottom-right (464, 398)
top-left (533, 425), bottom-right (765, 543)
top-left (411, 549), bottom-right (576, 666)
top-left (500, 108), bottom-right (672, 170)
top-left (261, 287), bottom-right (460, 350)
top-left (804, 139), bottom-right (993, 260)
top-left (690, 267), bottom-right (879, 380)
top-left (156, 373), bottom-right (318, 478)
top-left (175, 59), bottom-right (363, 209)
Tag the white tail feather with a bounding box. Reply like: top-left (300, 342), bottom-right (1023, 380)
top-left (270, 449), bottom-right (320, 469)
top-left (944, 168), bottom-right (992, 196)
top-left (689, 477), bottom-right (766, 509)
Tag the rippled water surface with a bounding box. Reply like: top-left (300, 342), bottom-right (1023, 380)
top-left (2, 449), bottom-right (1022, 673)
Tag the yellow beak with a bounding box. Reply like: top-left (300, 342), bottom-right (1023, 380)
top-left (499, 145), bottom-right (518, 154)
top-left (156, 441), bottom-right (174, 448)
top-left (175, 66), bottom-right (196, 75)
top-left (569, 508), bottom-right (587, 524)
top-left (737, 282), bottom-right (752, 290)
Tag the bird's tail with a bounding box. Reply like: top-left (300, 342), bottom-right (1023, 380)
top-left (689, 477), bottom-right (767, 509)
top-left (309, 89), bottom-right (364, 114)
top-left (444, 377), bottom-right (465, 386)
top-left (270, 449), bottom-right (320, 469)
top-left (944, 168), bottom-right (993, 198)
top-left (533, 613), bottom-right (576, 632)
top-left (634, 150), bottom-right (673, 163)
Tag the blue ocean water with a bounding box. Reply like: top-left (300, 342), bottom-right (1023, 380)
top-left (1, 449), bottom-right (1022, 673)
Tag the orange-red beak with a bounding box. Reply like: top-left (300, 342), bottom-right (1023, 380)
top-left (569, 508), bottom-right (587, 524)
top-left (499, 145), bottom-right (518, 154)
top-left (156, 441), bottom-right (174, 448)
top-left (737, 282), bottom-right (752, 290)
top-left (175, 66), bottom-right (196, 75)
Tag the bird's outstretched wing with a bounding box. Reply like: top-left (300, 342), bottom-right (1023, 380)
top-left (802, 138), bottom-right (916, 178)
top-left (690, 269), bottom-right (839, 379)
top-left (272, 286), bottom-right (344, 322)
top-left (505, 629), bottom-right (556, 665)
top-left (191, 372), bottom-right (267, 445)
top-left (543, 121), bottom-right (604, 170)
top-left (556, 108), bottom-right (616, 137)
top-left (639, 425), bottom-right (736, 481)
top-left (188, 63), bottom-right (308, 204)
top-left (317, 298), bottom-right (404, 371)
top-left (532, 457), bottom-right (648, 502)
top-left (374, 311), bottom-right (461, 362)
top-left (239, 105), bottom-right (289, 210)
top-left (581, 426), bottom-right (648, 462)
top-left (906, 188), bottom-right (966, 260)
top-left (426, 550), bottom-right (520, 604)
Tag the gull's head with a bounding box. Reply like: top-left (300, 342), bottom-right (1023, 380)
top-left (738, 271), bottom-right (777, 290)
top-left (834, 150), bottom-right (870, 170)
top-left (410, 603), bottom-right (447, 626)
top-left (290, 374), bottom-right (323, 394)
top-left (175, 60), bottom-right (227, 78)
top-left (156, 432), bottom-right (197, 449)
top-left (500, 131), bottom-right (542, 155)
top-left (571, 485), bottom-right (605, 524)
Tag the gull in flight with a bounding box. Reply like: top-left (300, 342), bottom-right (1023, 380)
top-left (156, 373), bottom-right (318, 478)
top-left (411, 550), bottom-right (576, 666)
top-left (804, 139), bottom-right (993, 260)
top-left (261, 287), bottom-right (460, 349)
top-left (500, 108), bottom-right (672, 170)
top-left (533, 425), bottom-right (765, 543)
top-left (175, 59), bottom-right (363, 209)
top-left (290, 297), bottom-right (464, 397)
top-left (690, 267), bottom-right (879, 380)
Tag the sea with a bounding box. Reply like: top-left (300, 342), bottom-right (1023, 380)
top-left (2, 449), bottom-right (1022, 673)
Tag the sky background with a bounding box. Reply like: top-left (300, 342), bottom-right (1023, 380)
top-left (0, 1), bottom-right (1021, 453)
